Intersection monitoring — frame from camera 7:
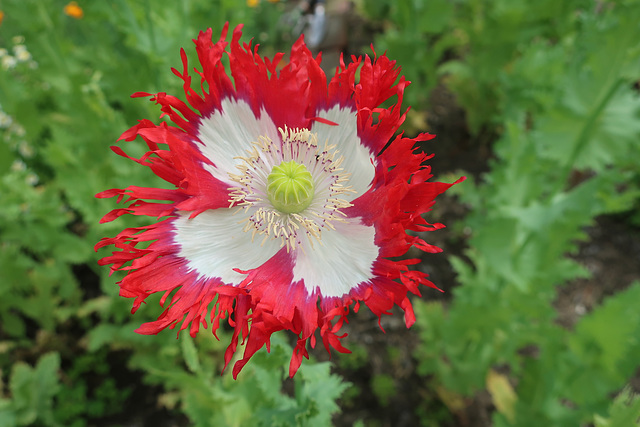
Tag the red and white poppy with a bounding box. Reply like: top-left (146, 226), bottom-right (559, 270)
top-left (96, 23), bottom-right (463, 378)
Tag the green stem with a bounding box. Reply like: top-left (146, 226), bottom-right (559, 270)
top-left (552, 78), bottom-right (623, 196)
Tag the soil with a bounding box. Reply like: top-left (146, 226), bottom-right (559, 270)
top-left (555, 213), bottom-right (640, 330)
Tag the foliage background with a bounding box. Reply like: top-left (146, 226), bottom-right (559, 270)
top-left (0, 0), bottom-right (639, 426)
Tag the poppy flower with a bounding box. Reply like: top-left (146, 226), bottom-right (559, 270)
top-left (96, 23), bottom-right (463, 378)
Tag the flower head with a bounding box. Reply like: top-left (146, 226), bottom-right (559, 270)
top-left (96, 24), bottom-right (463, 378)
top-left (64, 1), bottom-right (83, 19)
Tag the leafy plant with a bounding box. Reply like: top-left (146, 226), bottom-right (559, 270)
top-left (0, 352), bottom-right (60, 427)
top-left (414, 2), bottom-right (640, 425)
top-left (1, 0), bottom-right (639, 425)
top-left (1, 1), bottom-right (348, 425)
top-left (125, 332), bottom-right (348, 427)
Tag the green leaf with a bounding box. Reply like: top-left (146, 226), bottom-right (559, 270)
top-left (466, 217), bottom-right (523, 290)
top-left (87, 324), bottom-right (120, 352)
top-left (9, 352), bottom-right (60, 426)
top-left (0, 400), bottom-right (17, 427)
top-left (535, 5), bottom-right (640, 171)
top-left (181, 334), bottom-right (201, 374)
top-left (535, 86), bottom-right (640, 171)
top-left (297, 361), bottom-right (350, 425)
top-left (594, 387), bottom-right (640, 427)
top-left (569, 282), bottom-right (640, 385)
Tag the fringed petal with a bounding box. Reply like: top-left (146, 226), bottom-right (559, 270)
top-left (96, 23), bottom-right (463, 379)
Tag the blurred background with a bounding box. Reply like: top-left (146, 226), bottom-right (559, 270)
top-left (1, 0), bottom-right (639, 426)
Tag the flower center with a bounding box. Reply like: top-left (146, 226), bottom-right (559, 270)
top-left (227, 126), bottom-right (355, 251)
top-left (267, 160), bottom-right (315, 214)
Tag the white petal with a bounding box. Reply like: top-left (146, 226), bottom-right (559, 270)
top-left (197, 98), bottom-right (280, 183)
top-left (293, 218), bottom-right (378, 297)
top-left (311, 106), bottom-right (376, 200)
top-left (173, 209), bottom-right (282, 285)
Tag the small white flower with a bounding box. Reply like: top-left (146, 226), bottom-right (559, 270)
top-left (25, 173), bottom-right (39, 186)
top-left (18, 141), bottom-right (34, 158)
top-left (1, 55), bottom-right (17, 70)
top-left (10, 123), bottom-right (26, 137)
top-left (13, 45), bottom-right (31, 62)
top-left (0, 111), bottom-right (13, 128)
top-left (10, 159), bottom-right (26, 172)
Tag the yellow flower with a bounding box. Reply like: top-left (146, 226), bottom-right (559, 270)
top-left (64, 1), bottom-right (84, 19)
top-left (0, 11), bottom-right (5, 26)
top-left (247, 0), bottom-right (259, 7)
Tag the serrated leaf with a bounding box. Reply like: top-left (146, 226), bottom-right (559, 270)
top-left (34, 352), bottom-right (61, 392)
top-left (594, 387), bottom-right (640, 427)
top-left (297, 361), bottom-right (349, 425)
top-left (467, 217), bottom-right (526, 289)
top-left (569, 282), bottom-right (640, 381)
top-left (535, 86), bottom-right (640, 170)
top-left (87, 324), bottom-right (120, 352)
top-left (535, 5), bottom-right (640, 171)
top-left (181, 334), bottom-right (201, 374)
top-left (9, 363), bottom-right (36, 426)
top-left (8, 352), bottom-right (60, 426)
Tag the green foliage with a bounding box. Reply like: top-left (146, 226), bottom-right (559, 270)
top-left (369, 0), bottom-right (640, 139)
top-left (440, 0), bottom-right (591, 133)
top-left (594, 387), bottom-right (640, 427)
top-left (371, 374), bottom-right (396, 407)
top-left (336, 342), bottom-right (369, 370)
top-left (503, 283), bottom-right (640, 426)
top-left (0, 352), bottom-right (60, 427)
top-left (1, 0), bottom-right (639, 425)
top-left (533, 6), bottom-right (640, 173)
top-left (565, 283), bottom-right (640, 408)
top-left (0, 1), bottom-right (346, 425)
top-left (361, 0), bottom-right (458, 108)
top-left (53, 348), bottom-right (133, 425)
top-left (126, 332), bottom-right (348, 427)
top-left (413, 1), bottom-right (640, 426)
